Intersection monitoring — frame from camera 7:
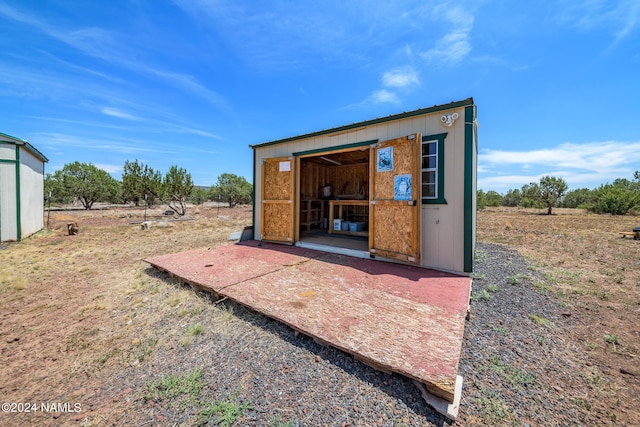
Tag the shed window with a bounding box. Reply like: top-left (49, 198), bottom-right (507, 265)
top-left (422, 141), bottom-right (437, 198)
top-left (421, 133), bottom-right (447, 204)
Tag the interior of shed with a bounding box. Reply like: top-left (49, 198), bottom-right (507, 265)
top-left (298, 148), bottom-right (370, 251)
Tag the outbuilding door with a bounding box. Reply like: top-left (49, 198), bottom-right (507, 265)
top-left (260, 156), bottom-right (295, 244)
top-left (369, 134), bottom-right (421, 264)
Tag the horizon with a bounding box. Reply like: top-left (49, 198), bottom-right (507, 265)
top-left (1, 1), bottom-right (639, 192)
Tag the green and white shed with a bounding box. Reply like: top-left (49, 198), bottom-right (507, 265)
top-left (0, 132), bottom-right (48, 242)
top-left (250, 98), bottom-right (478, 274)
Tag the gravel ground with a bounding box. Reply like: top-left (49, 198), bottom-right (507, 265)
top-left (106, 243), bottom-right (600, 426)
top-left (459, 244), bottom-right (596, 426)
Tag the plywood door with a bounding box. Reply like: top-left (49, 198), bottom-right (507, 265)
top-left (369, 134), bottom-right (421, 263)
top-left (261, 157), bottom-right (295, 244)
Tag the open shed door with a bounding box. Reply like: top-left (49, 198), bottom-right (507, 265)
top-left (260, 156), bottom-right (295, 244)
top-left (369, 134), bottom-right (421, 264)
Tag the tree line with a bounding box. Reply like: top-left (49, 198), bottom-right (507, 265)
top-left (46, 162), bottom-right (639, 216)
top-left (477, 172), bottom-right (640, 215)
top-left (45, 160), bottom-right (253, 215)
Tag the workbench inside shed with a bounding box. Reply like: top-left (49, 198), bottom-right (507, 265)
top-left (298, 149), bottom-right (370, 238)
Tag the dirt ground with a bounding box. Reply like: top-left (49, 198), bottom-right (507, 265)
top-left (476, 207), bottom-right (640, 425)
top-left (0, 205), bottom-right (638, 425)
top-left (0, 204), bottom-right (253, 426)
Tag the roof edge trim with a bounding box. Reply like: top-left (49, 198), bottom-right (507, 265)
top-left (0, 132), bottom-right (49, 162)
top-left (250, 98), bottom-right (474, 150)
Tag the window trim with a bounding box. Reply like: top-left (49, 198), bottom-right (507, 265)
top-left (421, 132), bottom-right (447, 205)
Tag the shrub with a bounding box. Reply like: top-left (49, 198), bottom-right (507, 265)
top-left (588, 179), bottom-right (640, 215)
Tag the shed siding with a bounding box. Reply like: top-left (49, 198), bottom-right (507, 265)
top-left (0, 162), bottom-right (18, 241)
top-left (253, 102), bottom-right (474, 273)
top-left (420, 108), bottom-right (466, 272)
top-left (0, 138), bottom-right (46, 242)
top-left (0, 144), bottom-right (15, 160)
top-left (20, 147), bottom-right (45, 239)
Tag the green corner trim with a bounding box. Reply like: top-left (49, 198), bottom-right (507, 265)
top-left (463, 105), bottom-right (476, 272)
top-left (0, 147), bottom-right (18, 242)
top-left (421, 133), bottom-right (448, 205)
top-left (15, 145), bottom-right (21, 241)
top-left (252, 148), bottom-right (256, 240)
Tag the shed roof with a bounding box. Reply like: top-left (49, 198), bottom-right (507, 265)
top-left (250, 97), bottom-right (474, 150)
top-left (0, 131), bottom-right (49, 163)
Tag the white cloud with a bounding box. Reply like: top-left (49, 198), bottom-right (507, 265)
top-left (478, 174), bottom-right (542, 190)
top-left (358, 65), bottom-right (418, 108)
top-left (368, 89), bottom-right (400, 105)
top-left (171, 1), bottom-right (457, 71)
top-left (101, 107), bottom-right (140, 121)
top-left (172, 1), bottom-right (361, 69)
top-left (479, 140), bottom-right (640, 191)
top-left (94, 163), bottom-right (122, 174)
top-left (145, 69), bottom-right (232, 115)
top-left (0, 2), bottom-right (42, 28)
top-left (477, 164), bottom-right (489, 173)
top-left (557, 0), bottom-right (640, 47)
top-left (480, 141), bottom-right (640, 171)
top-left (0, 3), bottom-right (232, 113)
top-left (382, 67), bottom-right (420, 88)
top-left (177, 127), bottom-right (222, 139)
top-left (421, 6), bottom-right (474, 65)
top-left (33, 132), bottom-right (175, 156)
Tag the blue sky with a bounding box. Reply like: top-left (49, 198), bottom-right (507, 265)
top-left (1, 1), bottom-right (639, 192)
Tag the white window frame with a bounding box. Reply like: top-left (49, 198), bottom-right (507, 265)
top-left (421, 139), bottom-right (438, 200)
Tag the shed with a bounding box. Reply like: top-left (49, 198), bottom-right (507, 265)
top-left (250, 98), bottom-right (477, 274)
top-left (0, 132), bottom-right (48, 242)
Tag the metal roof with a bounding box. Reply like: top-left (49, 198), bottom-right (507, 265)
top-left (0, 131), bottom-right (49, 162)
top-left (250, 97), bottom-right (474, 150)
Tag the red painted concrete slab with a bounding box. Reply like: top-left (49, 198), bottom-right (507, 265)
top-left (145, 241), bottom-right (471, 404)
top-left (302, 252), bottom-right (470, 314)
top-left (145, 242), bottom-right (323, 292)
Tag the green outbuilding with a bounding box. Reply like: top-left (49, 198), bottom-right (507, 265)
top-left (0, 132), bottom-right (48, 242)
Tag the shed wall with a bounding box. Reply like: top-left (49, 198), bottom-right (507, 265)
top-left (254, 105), bottom-right (471, 273)
top-left (420, 111), bottom-right (466, 272)
top-left (20, 147), bottom-right (45, 239)
top-left (0, 141), bottom-right (46, 242)
top-left (0, 162), bottom-right (18, 241)
top-left (0, 144), bottom-right (14, 160)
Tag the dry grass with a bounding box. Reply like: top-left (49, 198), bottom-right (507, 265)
top-left (478, 206), bottom-right (640, 424)
top-left (0, 205), bottom-right (638, 425)
top-left (478, 207), bottom-right (639, 312)
top-left (0, 204), bottom-right (252, 426)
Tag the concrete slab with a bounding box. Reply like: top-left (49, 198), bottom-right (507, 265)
top-left (145, 240), bottom-right (471, 419)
